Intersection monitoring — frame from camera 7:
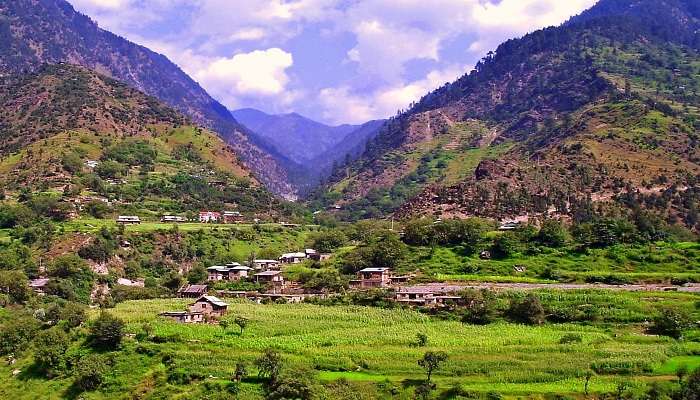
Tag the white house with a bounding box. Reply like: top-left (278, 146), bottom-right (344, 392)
top-left (117, 216), bottom-right (141, 225)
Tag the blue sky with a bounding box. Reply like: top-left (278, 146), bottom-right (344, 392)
top-left (70, 0), bottom-right (597, 125)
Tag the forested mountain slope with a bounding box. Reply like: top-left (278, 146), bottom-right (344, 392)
top-left (0, 0), bottom-right (297, 197)
top-left (0, 64), bottom-right (291, 215)
top-left (315, 0), bottom-right (700, 229)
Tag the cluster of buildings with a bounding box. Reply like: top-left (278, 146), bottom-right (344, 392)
top-left (202, 249), bottom-right (330, 294)
top-left (350, 268), bottom-right (412, 289)
top-left (198, 211), bottom-right (243, 223)
top-left (116, 211), bottom-right (245, 225)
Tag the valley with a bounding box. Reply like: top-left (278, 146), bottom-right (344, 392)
top-left (0, 0), bottom-right (699, 399)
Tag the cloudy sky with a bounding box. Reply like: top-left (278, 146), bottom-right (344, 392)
top-left (70, 0), bottom-right (597, 125)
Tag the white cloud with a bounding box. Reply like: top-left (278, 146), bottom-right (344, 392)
top-left (319, 65), bottom-right (465, 124)
top-left (70, 0), bottom-right (127, 10)
top-left (228, 28), bottom-right (268, 41)
top-left (193, 48), bottom-right (294, 108)
top-left (70, 0), bottom-right (599, 124)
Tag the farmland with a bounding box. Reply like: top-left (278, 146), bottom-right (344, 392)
top-left (1, 291), bottom-right (699, 399)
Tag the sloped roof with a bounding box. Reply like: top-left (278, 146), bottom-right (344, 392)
top-left (179, 284), bottom-right (208, 293)
top-left (30, 278), bottom-right (50, 288)
top-left (280, 252), bottom-right (306, 258)
top-left (359, 268), bottom-right (391, 273)
top-left (195, 295), bottom-right (228, 307)
top-left (255, 270), bottom-right (282, 276)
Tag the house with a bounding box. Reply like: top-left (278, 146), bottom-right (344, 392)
top-left (253, 259), bottom-right (281, 270)
top-left (222, 211), bottom-right (243, 224)
top-left (177, 284), bottom-right (208, 298)
top-left (389, 274), bottom-right (412, 285)
top-left (351, 268), bottom-right (392, 288)
top-left (159, 311), bottom-right (204, 324)
top-left (199, 211), bottom-right (221, 223)
top-left (228, 266), bottom-right (252, 280)
top-left (207, 266), bottom-right (229, 281)
top-left (395, 284), bottom-right (466, 307)
top-left (85, 160), bottom-right (99, 169)
top-left (279, 252), bottom-right (306, 264)
top-left (116, 278), bottom-right (144, 287)
top-left (207, 265), bottom-right (252, 281)
top-left (395, 287), bottom-right (438, 306)
top-left (304, 249), bottom-right (332, 262)
top-left (308, 252), bottom-right (332, 262)
top-left (189, 295), bottom-right (228, 317)
top-left (255, 270), bottom-right (284, 284)
top-left (498, 221), bottom-right (520, 231)
top-left (29, 278), bottom-right (50, 295)
top-left (117, 216), bottom-right (141, 225)
top-left (161, 215), bottom-right (187, 223)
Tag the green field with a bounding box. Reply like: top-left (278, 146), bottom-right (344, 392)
top-left (404, 243), bottom-right (700, 284)
top-left (2, 293), bottom-right (698, 399)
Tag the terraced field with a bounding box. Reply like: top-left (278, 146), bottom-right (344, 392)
top-left (2, 293), bottom-right (697, 399)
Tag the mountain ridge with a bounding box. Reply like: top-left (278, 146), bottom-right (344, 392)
top-left (315, 0), bottom-right (700, 228)
top-left (0, 0), bottom-right (297, 197)
top-left (0, 64), bottom-right (290, 216)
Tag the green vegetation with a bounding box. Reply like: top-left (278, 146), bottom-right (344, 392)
top-left (1, 296), bottom-right (698, 399)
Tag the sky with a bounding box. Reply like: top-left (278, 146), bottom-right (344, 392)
top-left (70, 0), bottom-right (598, 125)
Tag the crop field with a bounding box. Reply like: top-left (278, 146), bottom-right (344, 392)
top-left (2, 292), bottom-right (698, 399)
top-left (406, 243), bottom-right (700, 283)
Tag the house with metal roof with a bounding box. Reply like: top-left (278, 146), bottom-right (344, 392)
top-left (177, 284), bottom-right (208, 298)
top-left (189, 295), bottom-right (228, 318)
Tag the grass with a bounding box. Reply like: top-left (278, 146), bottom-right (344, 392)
top-left (404, 243), bottom-right (700, 284)
top-left (3, 295), bottom-right (698, 399)
top-left (654, 356), bottom-right (700, 375)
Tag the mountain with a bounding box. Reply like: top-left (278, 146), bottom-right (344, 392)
top-left (232, 108), bottom-right (384, 188)
top-left (0, 0), bottom-right (296, 198)
top-left (317, 0), bottom-right (700, 229)
top-left (0, 64), bottom-right (291, 214)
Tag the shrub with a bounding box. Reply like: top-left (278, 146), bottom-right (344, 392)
top-left (491, 232), bottom-right (523, 259)
top-left (0, 314), bottom-right (41, 355)
top-left (508, 294), bottom-right (546, 325)
top-left (34, 327), bottom-right (70, 376)
top-left (256, 348), bottom-right (283, 382)
top-left (650, 308), bottom-right (692, 339)
top-left (537, 220), bottom-right (569, 248)
top-left (89, 312), bottom-right (125, 349)
top-left (266, 368), bottom-right (319, 400)
top-left (460, 289), bottom-right (498, 325)
top-left (73, 354), bottom-right (109, 391)
top-left (559, 333), bottom-right (583, 344)
top-left (308, 230), bottom-right (348, 253)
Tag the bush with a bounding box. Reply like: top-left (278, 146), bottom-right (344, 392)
top-left (559, 333), bottom-right (583, 344)
top-left (650, 308), bottom-right (692, 339)
top-left (0, 314), bottom-right (41, 355)
top-left (491, 232), bottom-right (522, 259)
top-left (537, 220), bottom-right (569, 247)
top-left (34, 327), bottom-right (70, 376)
top-left (89, 312), bottom-right (125, 349)
top-left (266, 368), bottom-right (319, 400)
top-left (308, 230), bottom-right (347, 253)
top-left (0, 270), bottom-right (31, 303)
top-left (73, 354), bottom-right (109, 391)
top-left (508, 294), bottom-right (545, 325)
top-left (460, 290), bottom-right (498, 325)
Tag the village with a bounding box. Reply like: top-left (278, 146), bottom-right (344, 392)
top-left (130, 238), bottom-right (497, 325)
